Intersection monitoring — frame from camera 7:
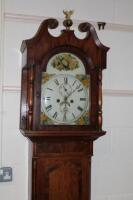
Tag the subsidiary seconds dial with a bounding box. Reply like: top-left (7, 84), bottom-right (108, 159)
top-left (41, 74), bottom-right (89, 124)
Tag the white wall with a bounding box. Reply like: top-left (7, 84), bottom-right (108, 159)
top-left (0, 0), bottom-right (133, 200)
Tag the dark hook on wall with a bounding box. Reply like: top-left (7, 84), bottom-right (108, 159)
top-left (97, 22), bottom-right (106, 30)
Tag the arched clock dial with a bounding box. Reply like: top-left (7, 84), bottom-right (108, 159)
top-left (41, 74), bottom-right (89, 124)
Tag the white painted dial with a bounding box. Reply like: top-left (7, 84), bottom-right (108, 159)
top-left (41, 74), bottom-right (89, 124)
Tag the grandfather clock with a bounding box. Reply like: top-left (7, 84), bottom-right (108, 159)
top-left (20, 11), bottom-right (109, 200)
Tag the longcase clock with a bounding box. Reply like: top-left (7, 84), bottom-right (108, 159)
top-left (20, 11), bottom-right (109, 200)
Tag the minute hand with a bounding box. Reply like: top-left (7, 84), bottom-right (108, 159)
top-left (67, 86), bottom-right (79, 98)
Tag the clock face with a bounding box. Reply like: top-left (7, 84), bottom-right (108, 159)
top-left (40, 74), bottom-right (90, 125)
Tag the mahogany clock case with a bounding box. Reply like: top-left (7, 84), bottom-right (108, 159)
top-left (20, 17), bottom-right (109, 200)
top-left (20, 18), bottom-right (109, 139)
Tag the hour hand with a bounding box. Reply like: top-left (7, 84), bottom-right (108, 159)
top-left (59, 83), bottom-right (72, 97)
top-left (63, 112), bottom-right (67, 121)
top-left (63, 85), bottom-right (69, 95)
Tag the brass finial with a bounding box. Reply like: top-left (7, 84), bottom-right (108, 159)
top-left (63, 10), bottom-right (74, 30)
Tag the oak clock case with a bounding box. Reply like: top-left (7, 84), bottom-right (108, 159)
top-left (20, 16), bottom-right (109, 200)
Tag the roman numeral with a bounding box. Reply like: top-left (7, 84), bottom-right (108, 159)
top-left (72, 113), bottom-right (76, 119)
top-left (77, 106), bottom-right (83, 112)
top-left (46, 105), bottom-right (52, 112)
top-left (53, 112), bottom-right (58, 119)
top-left (78, 88), bottom-right (83, 92)
top-left (80, 98), bottom-right (86, 101)
top-left (54, 79), bottom-right (59, 86)
top-left (45, 97), bottom-right (51, 100)
top-left (72, 80), bottom-right (77, 86)
top-left (76, 84), bottom-right (82, 90)
top-left (47, 88), bottom-right (53, 91)
top-left (64, 77), bottom-right (68, 84)
top-left (63, 113), bottom-right (67, 121)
